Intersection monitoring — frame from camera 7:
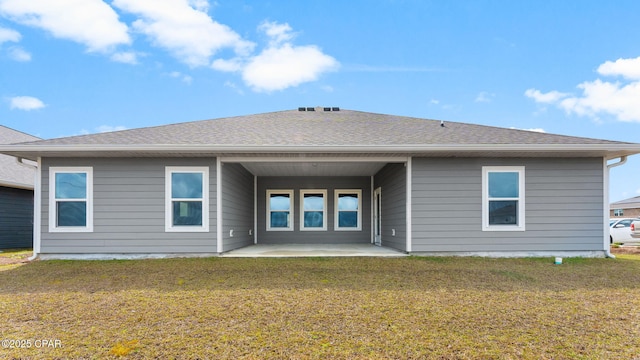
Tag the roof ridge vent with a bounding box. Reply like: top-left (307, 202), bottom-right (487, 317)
top-left (299, 106), bottom-right (340, 112)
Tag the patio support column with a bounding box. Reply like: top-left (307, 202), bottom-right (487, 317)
top-left (217, 158), bottom-right (223, 253)
top-left (406, 157), bottom-right (412, 252)
top-left (30, 157), bottom-right (42, 260)
top-left (370, 175), bottom-right (374, 244)
top-left (254, 175), bottom-right (258, 244)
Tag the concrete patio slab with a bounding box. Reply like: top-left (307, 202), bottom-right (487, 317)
top-left (222, 244), bottom-right (407, 257)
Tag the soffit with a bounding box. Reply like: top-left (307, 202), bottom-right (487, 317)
top-left (238, 162), bottom-right (391, 176)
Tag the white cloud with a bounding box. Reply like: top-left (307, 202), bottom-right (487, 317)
top-left (212, 21), bottom-right (338, 92)
top-left (558, 79), bottom-right (640, 122)
top-left (0, 26), bottom-right (20, 43)
top-left (9, 96), bottom-right (45, 111)
top-left (242, 43), bottom-right (338, 92)
top-left (113, 0), bottom-right (254, 67)
top-left (96, 125), bottom-right (127, 133)
top-left (110, 51), bottom-right (138, 64)
top-left (475, 91), bottom-right (495, 103)
top-left (258, 21), bottom-right (294, 46)
top-left (169, 71), bottom-right (193, 84)
top-left (0, 0), bottom-right (130, 52)
top-left (526, 56), bottom-right (640, 123)
top-left (188, 0), bottom-right (210, 12)
top-left (321, 85), bottom-right (334, 92)
top-left (0, 26), bottom-right (30, 61)
top-left (7, 46), bottom-right (30, 61)
top-left (524, 89), bottom-right (570, 104)
top-left (1, 1), bottom-right (337, 92)
top-left (224, 81), bottom-right (244, 95)
top-left (597, 56), bottom-right (640, 80)
top-left (237, 21), bottom-right (338, 92)
top-left (510, 127), bottom-right (546, 133)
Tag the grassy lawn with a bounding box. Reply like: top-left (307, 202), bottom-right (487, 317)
top-left (1, 253), bottom-right (640, 359)
top-left (0, 249), bottom-right (31, 271)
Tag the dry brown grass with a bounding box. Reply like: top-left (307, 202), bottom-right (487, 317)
top-left (1, 253), bottom-right (640, 359)
top-left (0, 249), bottom-right (32, 272)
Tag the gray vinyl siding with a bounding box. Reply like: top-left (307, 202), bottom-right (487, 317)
top-left (257, 176), bottom-right (371, 244)
top-left (41, 158), bottom-right (218, 254)
top-left (411, 157), bottom-right (605, 252)
top-left (0, 186), bottom-right (33, 249)
top-left (221, 163), bottom-right (254, 252)
top-left (373, 163), bottom-right (406, 252)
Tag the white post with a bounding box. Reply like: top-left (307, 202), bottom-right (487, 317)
top-left (216, 158), bottom-right (223, 253)
top-left (406, 157), bottom-right (412, 253)
top-left (29, 157), bottom-right (42, 260)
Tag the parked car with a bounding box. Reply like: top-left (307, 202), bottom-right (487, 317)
top-left (610, 218), bottom-right (639, 243)
top-left (631, 220), bottom-right (640, 240)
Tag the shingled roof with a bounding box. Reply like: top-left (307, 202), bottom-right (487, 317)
top-left (610, 196), bottom-right (640, 210)
top-left (0, 126), bottom-right (39, 189)
top-left (2, 109), bottom-right (640, 159)
top-left (16, 109), bottom-right (627, 146)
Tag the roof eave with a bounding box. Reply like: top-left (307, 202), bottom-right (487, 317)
top-left (0, 179), bottom-right (34, 190)
top-left (1, 143), bottom-right (640, 160)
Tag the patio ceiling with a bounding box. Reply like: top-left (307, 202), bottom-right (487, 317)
top-left (238, 161), bottom-right (393, 177)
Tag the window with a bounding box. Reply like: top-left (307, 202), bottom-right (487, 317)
top-left (267, 190), bottom-right (294, 231)
top-left (49, 167), bottom-right (93, 232)
top-left (300, 190), bottom-right (327, 231)
top-left (618, 219), bottom-right (632, 227)
top-left (482, 166), bottom-right (525, 231)
top-left (166, 167), bottom-right (209, 232)
top-left (614, 209), bottom-right (624, 216)
top-left (335, 189), bottom-right (362, 231)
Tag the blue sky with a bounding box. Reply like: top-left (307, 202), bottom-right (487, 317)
top-left (0, 0), bottom-right (639, 202)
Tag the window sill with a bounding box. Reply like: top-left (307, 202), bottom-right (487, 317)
top-left (482, 226), bottom-right (526, 232)
top-left (49, 227), bottom-right (93, 233)
top-left (166, 226), bottom-right (209, 233)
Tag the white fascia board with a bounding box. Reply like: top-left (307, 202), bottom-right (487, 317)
top-left (222, 156), bottom-right (407, 163)
top-left (0, 180), bottom-right (34, 190)
top-left (2, 143), bottom-right (640, 158)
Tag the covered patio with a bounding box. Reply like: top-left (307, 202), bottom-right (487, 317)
top-left (218, 156), bottom-right (410, 253)
top-left (222, 244), bottom-right (407, 257)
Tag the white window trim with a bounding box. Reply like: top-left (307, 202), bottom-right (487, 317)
top-left (266, 190), bottom-right (294, 231)
top-left (165, 166), bottom-right (209, 232)
top-left (482, 166), bottom-right (525, 232)
top-left (49, 167), bottom-right (93, 233)
top-left (300, 189), bottom-right (327, 231)
top-left (335, 189), bottom-right (362, 231)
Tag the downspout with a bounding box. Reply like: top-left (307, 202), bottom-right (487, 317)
top-left (16, 157), bottom-right (40, 261)
top-left (604, 156), bottom-right (627, 258)
top-left (15, 157), bottom-right (37, 171)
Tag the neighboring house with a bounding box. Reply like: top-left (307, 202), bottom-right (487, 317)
top-left (610, 196), bottom-right (640, 218)
top-left (1, 108), bottom-right (639, 258)
top-left (0, 126), bottom-right (39, 249)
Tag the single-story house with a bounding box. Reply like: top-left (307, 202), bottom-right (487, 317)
top-left (0, 125), bottom-right (39, 249)
top-left (1, 108), bottom-right (639, 259)
top-left (610, 196), bottom-right (640, 218)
